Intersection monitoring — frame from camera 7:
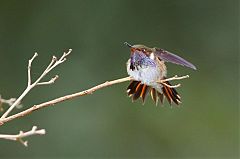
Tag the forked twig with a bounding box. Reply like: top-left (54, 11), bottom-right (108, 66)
top-left (28, 53), bottom-right (38, 86)
top-left (1, 49), bottom-right (72, 119)
top-left (161, 82), bottom-right (181, 88)
top-left (0, 126), bottom-right (45, 147)
top-left (36, 75), bottom-right (59, 86)
top-left (158, 75), bottom-right (189, 88)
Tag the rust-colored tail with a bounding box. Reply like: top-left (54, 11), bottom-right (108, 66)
top-left (127, 80), bottom-right (181, 105)
top-left (162, 81), bottom-right (181, 105)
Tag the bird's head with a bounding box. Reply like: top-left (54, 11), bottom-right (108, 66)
top-left (124, 42), bottom-right (153, 56)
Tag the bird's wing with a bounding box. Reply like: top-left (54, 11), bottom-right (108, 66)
top-left (155, 48), bottom-right (196, 70)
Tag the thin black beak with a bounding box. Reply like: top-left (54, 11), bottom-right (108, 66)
top-left (124, 42), bottom-right (132, 48)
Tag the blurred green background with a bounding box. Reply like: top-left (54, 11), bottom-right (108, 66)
top-left (0, 0), bottom-right (239, 158)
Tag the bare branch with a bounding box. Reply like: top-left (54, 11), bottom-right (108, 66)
top-left (157, 75), bottom-right (189, 88)
top-left (0, 126), bottom-right (46, 147)
top-left (0, 76), bottom-right (133, 125)
top-left (44, 56), bottom-right (57, 72)
top-left (162, 82), bottom-right (181, 88)
top-left (59, 49), bottom-right (72, 62)
top-left (0, 73), bottom-right (191, 125)
top-left (36, 75), bottom-right (59, 86)
top-left (0, 49), bottom-right (72, 119)
top-left (159, 75), bottom-right (189, 83)
top-left (43, 49), bottom-right (72, 74)
top-left (28, 52), bottom-right (38, 86)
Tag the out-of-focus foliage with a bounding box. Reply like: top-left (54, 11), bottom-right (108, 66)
top-left (0, 0), bottom-right (238, 158)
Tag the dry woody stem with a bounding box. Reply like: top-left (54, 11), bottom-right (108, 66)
top-left (0, 75), bottom-right (189, 126)
top-left (0, 126), bottom-right (45, 147)
top-left (1, 49), bottom-right (72, 119)
top-left (0, 49), bottom-right (71, 145)
top-left (158, 75), bottom-right (189, 88)
top-left (0, 76), bottom-right (132, 125)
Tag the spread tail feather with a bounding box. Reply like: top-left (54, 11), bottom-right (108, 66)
top-left (162, 81), bottom-right (181, 105)
top-left (127, 81), bottom-right (149, 103)
top-left (127, 80), bottom-right (181, 105)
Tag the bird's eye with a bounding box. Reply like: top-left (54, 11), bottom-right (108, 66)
top-left (142, 49), bottom-right (146, 52)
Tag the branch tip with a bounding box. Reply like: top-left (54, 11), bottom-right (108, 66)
top-left (159, 75), bottom-right (189, 83)
top-left (52, 56), bottom-right (57, 61)
top-left (36, 75), bottom-right (59, 86)
top-left (18, 138), bottom-right (28, 147)
top-left (32, 126), bottom-right (37, 131)
top-left (30, 52), bottom-right (38, 62)
top-left (66, 49), bottom-right (72, 55)
top-left (157, 75), bottom-right (189, 88)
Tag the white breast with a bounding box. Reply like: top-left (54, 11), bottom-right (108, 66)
top-left (126, 59), bottom-right (164, 84)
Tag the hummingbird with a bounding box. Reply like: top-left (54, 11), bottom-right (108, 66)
top-left (125, 42), bottom-right (196, 105)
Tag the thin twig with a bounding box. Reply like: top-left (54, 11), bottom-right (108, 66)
top-left (36, 75), bottom-right (59, 86)
top-left (0, 49), bottom-right (72, 119)
top-left (0, 76), bottom-right (133, 126)
top-left (158, 75), bottom-right (189, 88)
top-left (161, 82), bottom-right (181, 88)
top-left (28, 53), bottom-right (38, 86)
top-left (0, 126), bottom-right (46, 147)
top-left (159, 75), bottom-right (189, 83)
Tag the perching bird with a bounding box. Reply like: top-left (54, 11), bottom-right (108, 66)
top-left (125, 42), bottom-right (196, 105)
